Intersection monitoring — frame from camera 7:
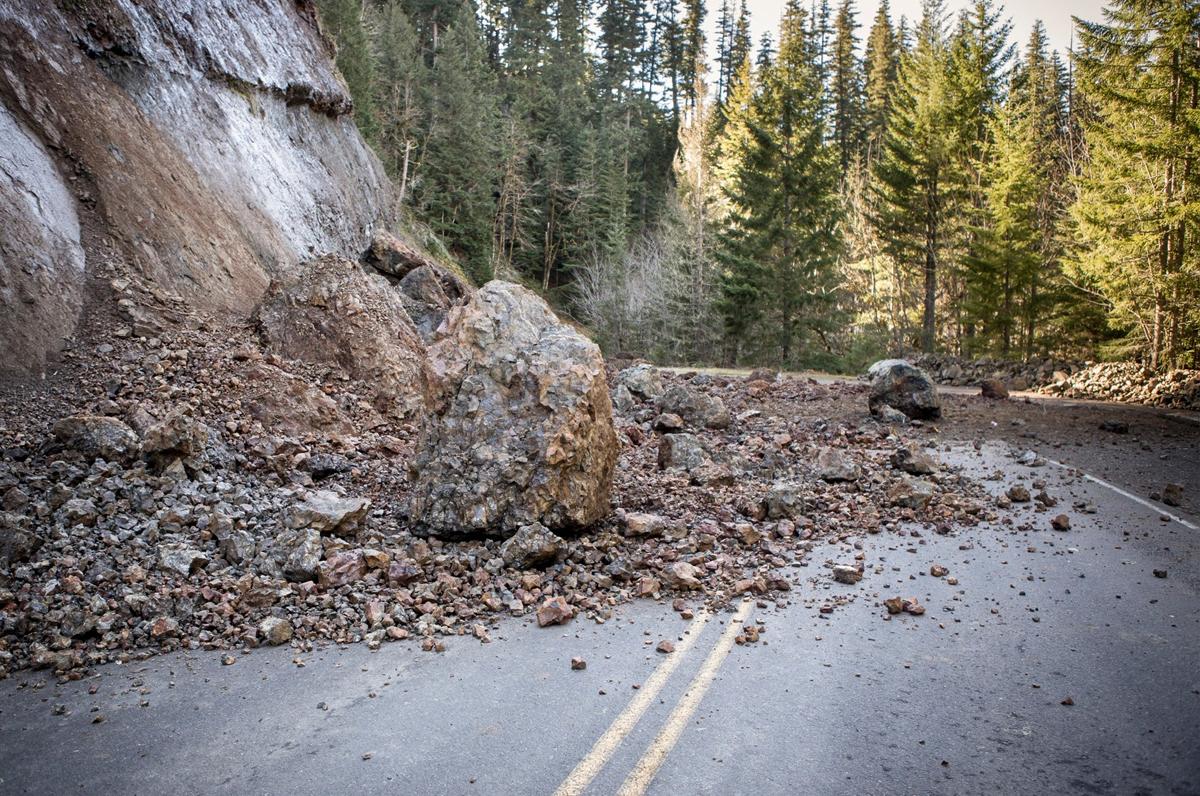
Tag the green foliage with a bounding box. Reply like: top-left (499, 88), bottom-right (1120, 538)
top-left (307, 0), bottom-right (1199, 374)
top-left (1069, 0), bottom-right (1200, 368)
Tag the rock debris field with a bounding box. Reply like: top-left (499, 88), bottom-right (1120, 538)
top-left (0, 316), bottom-right (1022, 679)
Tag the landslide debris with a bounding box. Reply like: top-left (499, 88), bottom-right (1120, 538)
top-left (0, 341), bottom-right (1001, 678)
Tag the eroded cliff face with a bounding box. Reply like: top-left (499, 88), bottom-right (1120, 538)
top-left (0, 0), bottom-right (392, 372)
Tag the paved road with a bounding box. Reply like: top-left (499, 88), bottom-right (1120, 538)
top-left (2, 445), bottom-right (1198, 794)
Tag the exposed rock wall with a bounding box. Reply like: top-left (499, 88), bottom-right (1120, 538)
top-left (0, 0), bottom-right (392, 373)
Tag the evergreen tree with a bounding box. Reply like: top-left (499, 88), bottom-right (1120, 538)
top-left (719, 0), bottom-right (843, 364)
top-left (416, 3), bottom-right (501, 282)
top-left (862, 0), bottom-right (898, 163)
top-left (947, 0), bottom-right (1013, 349)
top-left (317, 0), bottom-right (378, 141)
top-left (830, 0), bottom-right (865, 178)
top-left (1070, 0), bottom-right (1200, 367)
top-left (872, 0), bottom-right (953, 353)
top-left (679, 0), bottom-right (706, 110)
top-left (371, 1), bottom-right (424, 203)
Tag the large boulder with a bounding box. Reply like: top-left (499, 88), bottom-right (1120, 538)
top-left (408, 282), bottom-right (618, 537)
top-left (254, 256), bottom-right (431, 418)
top-left (868, 360), bottom-right (941, 420)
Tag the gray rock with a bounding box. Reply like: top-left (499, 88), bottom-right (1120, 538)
top-left (816, 447), bottom-right (860, 482)
top-left (656, 385), bottom-right (730, 429)
top-left (616, 364), bottom-right (665, 400)
top-left (0, 512), bottom-right (41, 563)
top-left (288, 491), bottom-right (371, 538)
top-left (408, 282), bottom-right (618, 537)
top-left (1162, 483), bottom-right (1184, 507)
top-left (657, 433), bottom-right (711, 472)
top-left (891, 443), bottom-right (937, 475)
top-left (832, 564), bottom-right (863, 584)
top-left (874, 404), bottom-right (910, 425)
top-left (51, 416), bottom-right (139, 463)
top-left (276, 528), bottom-right (323, 581)
top-left (302, 453), bottom-right (353, 480)
top-left (611, 384), bottom-right (636, 414)
top-left (259, 617), bottom-right (293, 646)
top-left (765, 482), bottom-right (806, 520)
top-left (157, 543), bottom-right (209, 577)
top-left (867, 360), bottom-right (941, 420)
top-left (499, 523), bottom-right (563, 568)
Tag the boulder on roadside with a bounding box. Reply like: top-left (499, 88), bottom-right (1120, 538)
top-left (867, 360), bottom-right (941, 420)
top-left (408, 282), bottom-right (618, 537)
top-left (259, 617), bottom-right (293, 646)
top-left (51, 416), bottom-right (139, 464)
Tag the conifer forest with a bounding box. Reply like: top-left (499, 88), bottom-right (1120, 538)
top-left (317, 0), bottom-right (1200, 372)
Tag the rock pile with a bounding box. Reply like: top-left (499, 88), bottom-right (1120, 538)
top-left (0, 335), bottom-right (1000, 677)
top-left (1040, 362), bottom-right (1200, 410)
top-left (904, 353), bottom-right (1200, 410)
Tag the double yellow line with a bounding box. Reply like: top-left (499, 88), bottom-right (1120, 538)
top-left (553, 600), bottom-right (754, 796)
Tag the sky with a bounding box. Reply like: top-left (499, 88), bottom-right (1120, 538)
top-left (713, 0), bottom-right (1109, 58)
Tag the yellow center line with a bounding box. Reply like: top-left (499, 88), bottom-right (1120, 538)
top-left (615, 600), bottom-right (754, 796)
top-left (552, 609), bottom-right (714, 796)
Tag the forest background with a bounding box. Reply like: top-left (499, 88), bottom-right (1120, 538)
top-left (316, 0), bottom-right (1199, 372)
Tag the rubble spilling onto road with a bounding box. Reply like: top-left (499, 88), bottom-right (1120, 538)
top-left (1, 329), bottom-right (1007, 678)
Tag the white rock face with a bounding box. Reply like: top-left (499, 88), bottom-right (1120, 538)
top-left (0, 0), bottom-right (392, 371)
top-left (0, 106), bottom-right (85, 371)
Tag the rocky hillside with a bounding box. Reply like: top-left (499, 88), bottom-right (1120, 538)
top-left (0, 0), bottom-right (391, 373)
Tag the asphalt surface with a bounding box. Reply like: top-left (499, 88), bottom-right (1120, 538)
top-left (1, 436), bottom-right (1198, 794)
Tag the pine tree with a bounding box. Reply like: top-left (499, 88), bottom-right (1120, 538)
top-left (1070, 0), bottom-right (1200, 368)
top-left (371, 1), bottom-right (424, 203)
top-left (416, 3), bottom-right (502, 283)
top-left (872, 0), bottom-right (953, 353)
top-left (862, 0), bottom-right (898, 163)
top-left (669, 70), bottom-right (724, 362)
top-left (946, 0), bottom-right (1013, 349)
top-left (962, 98), bottom-right (1042, 356)
top-left (719, 0), bottom-right (843, 365)
top-left (679, 0), bottom-right (706, 111)
top-left (714, 55), bottom-right (765, 361)
top-left (830, 0), bottom-right (864, 178)
top-left (317, 0), bottom-right (378, 141)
